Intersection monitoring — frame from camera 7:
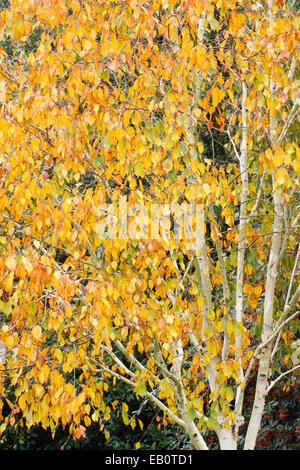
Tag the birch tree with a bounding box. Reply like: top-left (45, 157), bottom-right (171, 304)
top-left (0, 0), bottom-right (299, 449)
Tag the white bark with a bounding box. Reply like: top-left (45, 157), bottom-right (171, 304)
top-left (172, 342), bottom-right (209, 450)
top-left (234, 81), bottom-right (248, 438)
top-left (0, 340), bottom-right (6, 364)
top-left (235, 81), bottom-right (248, 341)
top-left (242, 185), bottom-right (285, 449)
top-left (244, 2), bottom-right (284, 445)
top-left (217, 427), bottom-right (237, 450)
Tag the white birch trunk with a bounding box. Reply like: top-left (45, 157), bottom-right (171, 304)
top-left (233, 81), bottom-right (248, 438)
top-left (244, 1), bottom-right (284, 446)
top-left (243, 190), bottom-right (284, 449)
top-left (171, 342), bottom-right (209, 450)
top-left (217, 428), bottom-right (237, 450)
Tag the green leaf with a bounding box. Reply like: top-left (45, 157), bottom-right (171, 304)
top-left (187, 406), bottom-right (196, 421)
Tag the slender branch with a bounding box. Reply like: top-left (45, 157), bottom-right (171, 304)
top-left (278, 92), bottom-right (299, 145)
top-left (166, 290), bottom-right (204, 356)
top-left (244, 286), bottom-right (300, 385)
top-left (271, 273), bottom-right (300, 361)
top-left (284, 243), bottom-right (300, 310)
top-left (227, 127), bottom-right (241, 161)
top-left (114, 340), bottom-right (147, 374)
top-left (102, 344), bottom-right (136, 379)
top-left (266, 365), bottom-right (300, 395)
top-left (92, 361), bottom-right (186, 427)
top-left (279, 211), bottom-right (300, 262)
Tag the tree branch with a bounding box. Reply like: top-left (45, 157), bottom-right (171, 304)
top-left (266, 365), bottom-right (300, 395)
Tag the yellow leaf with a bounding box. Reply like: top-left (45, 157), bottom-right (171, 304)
top-left (83, 39), bottom-right (92, 51)
top-left (227, 319), bottom-right (234, 336)
top-left (122, 402), bottom-right (129, 412)
top-left (292, 159), bottom-right (300, 173)
top-left (71, 0), bottom-right (81, 15)
top-left (31, 137), bottom-right (40, 153)
top-left (226, 387), bottom-right (234, 402)
top-left (54, 349), bottom-right (63, 362)
top-left (129, 178), bottom-right (137, 190)
top-left (122, 410), bottom-right (129, 425)
top-left (212, 86), bottom-right (225, 107)
top-left (275, 167), bottom-right (290, 187)
top-left (273, 152), bottom-right (283, 167)
top-left (130, 418), bottom-right (136, 430)
top-left (197, 142), bottom-right (204, 154)
top-left (243, 283), bottom-right (253, 295)
top-left (84, 416), bottom-right (91, 426)
top-left (162, 159), bottom-right (173, 173)
top-left (18, 394), bottom-right (27, 412)
top-left (32, 325), bottom-right (42, 340)
top-left (21, 256), bottom-right (33, 275)
top-left (3, 272), bottom-right (14, 293)
top-left (33, 240), bottom-right (40, 249)
top-left (254, 285), bottom-right (263, 297)
top-left (245, 264), bottom-right (253, 275)
top-left (5, 256), bottom-right (17, 271)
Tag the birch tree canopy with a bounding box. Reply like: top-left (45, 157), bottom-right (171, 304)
top-left (0, 0), bottom-right (299, 450)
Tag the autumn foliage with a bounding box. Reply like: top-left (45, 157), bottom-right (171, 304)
top-left (0, 0), bottom-right (299, 450)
